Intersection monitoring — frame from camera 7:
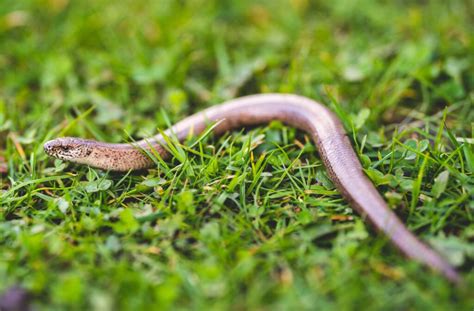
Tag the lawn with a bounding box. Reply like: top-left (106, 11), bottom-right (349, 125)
top-left (0, 0), bottom-right (473, 310)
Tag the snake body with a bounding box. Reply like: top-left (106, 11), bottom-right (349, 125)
top-left (44, 94), bottom-right (460, 282)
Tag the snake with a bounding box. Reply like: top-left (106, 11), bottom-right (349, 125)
top-left (43, 93), bottom-right (460, 282)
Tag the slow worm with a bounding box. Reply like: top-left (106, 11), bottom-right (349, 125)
top-left (44, 94), bottom-right (460, 282)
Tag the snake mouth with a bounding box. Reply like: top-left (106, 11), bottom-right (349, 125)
top-left (43, 140), bottom-right (57, 156)
top-left (43, 139), bottom-right (72, 158)
top-left (43, 139), bottom-right (61, 158)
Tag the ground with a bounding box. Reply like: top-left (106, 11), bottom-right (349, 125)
top-left (0, 0), bottom-right (473, 310)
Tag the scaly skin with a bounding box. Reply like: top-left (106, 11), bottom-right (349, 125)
top-left (44, 94), bottom-right (460, 282)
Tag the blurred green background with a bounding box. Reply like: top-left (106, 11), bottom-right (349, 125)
top-left (0, 0), bottom-right (473, 310)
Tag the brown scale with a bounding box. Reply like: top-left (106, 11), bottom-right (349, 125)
top-left (44, 94), bottom-right (461, 283)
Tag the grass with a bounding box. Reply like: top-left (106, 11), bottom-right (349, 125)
top-left (0, 0), bottom-right (473, 310)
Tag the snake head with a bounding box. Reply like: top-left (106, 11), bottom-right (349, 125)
top-left (44, 137), bottom-right (93, 161)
